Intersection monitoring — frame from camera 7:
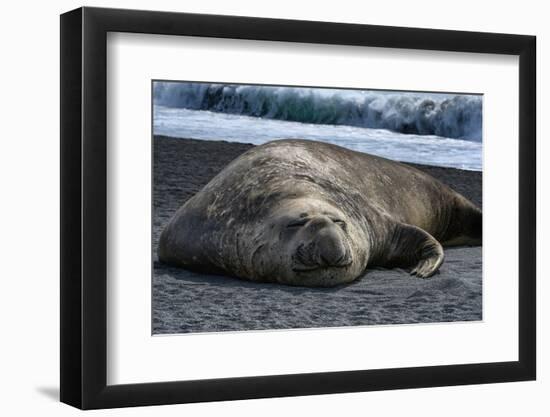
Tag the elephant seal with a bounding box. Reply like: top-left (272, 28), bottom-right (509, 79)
top-left (158, 139), bottom-right (481, 287)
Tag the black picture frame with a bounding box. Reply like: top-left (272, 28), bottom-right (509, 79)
top-left (60, 6), bottom-right (536, 410)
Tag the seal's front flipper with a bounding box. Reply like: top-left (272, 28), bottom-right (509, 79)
top-left (383, 223), bottom-right (444, 278)
top-left (409, 247), bottom-right (444, 278)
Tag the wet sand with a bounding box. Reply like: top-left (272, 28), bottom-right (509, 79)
top-left (153, 136), bottom-right (482, 334)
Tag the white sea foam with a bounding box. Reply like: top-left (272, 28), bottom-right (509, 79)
top-left (153, 106), bottom-right (482, 171)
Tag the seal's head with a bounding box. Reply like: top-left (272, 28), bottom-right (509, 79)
top-left (248, 197), bottom-right (369, 287)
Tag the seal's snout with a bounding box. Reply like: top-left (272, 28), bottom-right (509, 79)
top-left (316, 226), bottom-right (349, 267)
top-left (293, 215), bottom-right (351, 271)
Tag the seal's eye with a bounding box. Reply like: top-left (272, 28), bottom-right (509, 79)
top-left (332, 219), bottom-right (347, 229)
top-left (287, 219), bottom-right (309, 228)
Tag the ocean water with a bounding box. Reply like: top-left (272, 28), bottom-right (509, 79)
top-left (153, 82), bottom-right (482, 171)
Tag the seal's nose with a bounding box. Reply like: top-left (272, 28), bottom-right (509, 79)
top-left (309, 217), bottom-right (348, 267)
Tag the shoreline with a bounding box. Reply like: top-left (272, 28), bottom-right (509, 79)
top-left (155, 133), bottom-right (483, 172)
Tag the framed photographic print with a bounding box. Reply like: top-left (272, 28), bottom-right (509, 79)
top-left (60, 6), bottom-right (536, 409)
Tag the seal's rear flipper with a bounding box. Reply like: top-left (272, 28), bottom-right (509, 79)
top-left (382, 223), bottom-right (444, 278)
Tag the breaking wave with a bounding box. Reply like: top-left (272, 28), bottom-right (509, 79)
top-left (153, 82), bottom-right (482, 141)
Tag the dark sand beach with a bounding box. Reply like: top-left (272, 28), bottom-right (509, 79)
top-left (153, 136), bottom-right (482, 334)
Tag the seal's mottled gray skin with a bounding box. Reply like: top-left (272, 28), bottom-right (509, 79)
top-left (158, 140), bottom-right (482, 287)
